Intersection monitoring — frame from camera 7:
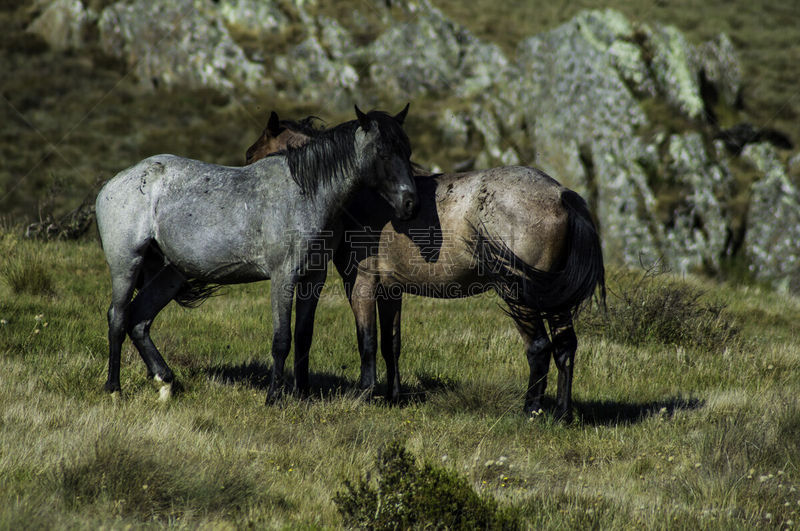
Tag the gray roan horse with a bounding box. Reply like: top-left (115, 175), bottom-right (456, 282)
top-left (247, 113), bottom-right (605, 421)
top-left (96, 106), bottom-right (417, 402)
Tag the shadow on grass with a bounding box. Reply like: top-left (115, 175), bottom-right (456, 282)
top-left (205, 362), bottom-right (703, 425)
top-left (575, 396), bottom-right (704, 426)
top-left (204, 362), bottom-right (452, 405)
top-left (205, 361), bottom-right (351, 397)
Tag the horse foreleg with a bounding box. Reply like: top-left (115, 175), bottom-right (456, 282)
top-left (293, 267), bottom-right (327, 398)
top-left (267, 277), bottom-right (295, 404)
top-left (377, 294), bottom-right (402, 403)
top-left (549, 315), bottom-right (577, 423)
top-left (515, 317), bottom-right (552, 417)
top-left (349, 273), bottom-right (379, 393)
top-left (127, 264), bottom-right (184, 401)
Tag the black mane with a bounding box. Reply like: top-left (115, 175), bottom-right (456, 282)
top-left (281, 115), bottom-right (325, 136)
top-left (283, 111), bottom-right (411, 197)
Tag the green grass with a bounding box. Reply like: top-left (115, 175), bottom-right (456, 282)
top-left (0, 234), bottom-right (798, 527)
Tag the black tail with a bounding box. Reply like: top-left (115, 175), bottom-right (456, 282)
top-left (135, 243), bottom-right (222, 308)
top-left (473, 189), bottom-right (605, 330)
top-left (173, 279), bottom-right (222, 308)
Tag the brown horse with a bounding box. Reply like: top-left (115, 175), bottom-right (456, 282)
top-left (246, 113), bottom-right (605, 421)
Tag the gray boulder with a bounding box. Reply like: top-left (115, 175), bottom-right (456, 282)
top-left (27, 0), bottom-right (96, 51)
top-left (361, 1), bottom-right (509, 99)
top-left (742, 143), bottom-right (800, 293)
top-left (217, 0), bottom-right (288, 34)
top-left (98, 0), bottom-right (265, 92)
top-left (696, 33), bottom-right (742, 107)
top-left (645, 23), bottom-right (705, 119)
top-left (661, 133), bottom-right (732, 273)
top-left (590, 137), bottom-right (662, 267)
top-left (273, 34), bottom-right (360, 109)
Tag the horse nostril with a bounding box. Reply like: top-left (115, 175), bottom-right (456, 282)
top-left (404, 198), bottom-right (415, 213)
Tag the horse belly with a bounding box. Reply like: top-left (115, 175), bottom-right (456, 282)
top-left (379, 234), bottom-right (483, 299)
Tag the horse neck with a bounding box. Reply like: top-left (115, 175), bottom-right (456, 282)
top-left (301, 149), bottom-right (376, 227)
top-left (283, 123), bottom-right (379, 225)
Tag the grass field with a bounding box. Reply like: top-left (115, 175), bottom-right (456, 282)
top-left (1, 232), bottom-right (798, 528)
top-left (2, 0), bottom-right (800, 527)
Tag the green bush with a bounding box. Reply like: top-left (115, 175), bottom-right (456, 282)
top-left (582, 265), bottom-right (739, 352)
top-left (334, 443), bottom-right (518, 530)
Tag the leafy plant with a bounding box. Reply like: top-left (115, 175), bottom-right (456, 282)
top-left (334, 442), bottom-right (518, 530)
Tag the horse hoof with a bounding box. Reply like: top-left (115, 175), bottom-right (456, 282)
top-left (266, 388), bottom-right (285, 405)
top-left (158, 382), bottom-right (173, 402)
top-left (526, 408), bottom-right (545, 421)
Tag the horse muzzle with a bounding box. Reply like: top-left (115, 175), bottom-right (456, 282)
top-left (395, 190), bottom-right (418, 220)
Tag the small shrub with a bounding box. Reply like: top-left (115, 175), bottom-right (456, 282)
top-left (581, 265), bottom-right (739, 352)
top-left (334, 442), bottom-right (518, 530)
top-left (1, 242), bottom-right (55, 296)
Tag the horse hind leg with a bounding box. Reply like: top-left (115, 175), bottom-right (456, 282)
top-left (127, 260), bottom-right (185, 401)
top-left (105, 258), bottom-right (144, 395)
top-left (548, 313), bottom-right (578, 423)
top-left (513, 314), bottom-right (553, 418)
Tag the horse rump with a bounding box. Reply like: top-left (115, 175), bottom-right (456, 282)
top-left (471, 189), bottom-right (605, 332)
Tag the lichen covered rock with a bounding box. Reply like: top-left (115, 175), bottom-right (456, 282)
top-left (662, 133), bottom-right (732, 273)
top-left (217, 0), bottom-right (288, 34)
top-left (362, 2), bottom-right (509, 99)
top-left (273, 35), bottom-right (360, 108)
top-left (98, 0), bottom-right (265, 92)
top-left (742, 143), bottom-right (800, 292)
top-left (27, 0), bottom-right (95, 51)
top-left (645, 23), bottom-right (705, 119)
top-left (696, 33), bottom-right (742, 107)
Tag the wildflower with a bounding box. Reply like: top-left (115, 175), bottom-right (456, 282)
top-left (0, 319), bottom-right (7, 325)
top-left (34, 314), bottom-right (44, 322)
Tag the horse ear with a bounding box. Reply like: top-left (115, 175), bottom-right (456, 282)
top-left (394, 103), bottom-right (410, 125)
top-left (267, 111), bottom-right (281, 136)
top-left (355, 105), bottom-right (371, 131)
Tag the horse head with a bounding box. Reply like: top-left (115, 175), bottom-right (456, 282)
top-left (245, 111), bottom-right (312, 164)
top-left (353, 104), bottom-right (418, 220)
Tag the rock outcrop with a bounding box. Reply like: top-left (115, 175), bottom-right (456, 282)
top-left (97, 0), bottom-right (265, 92)
top-left (23, 0), bottom-right (800, 291)
top-left (742, 143), bottom-right (800, 293)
